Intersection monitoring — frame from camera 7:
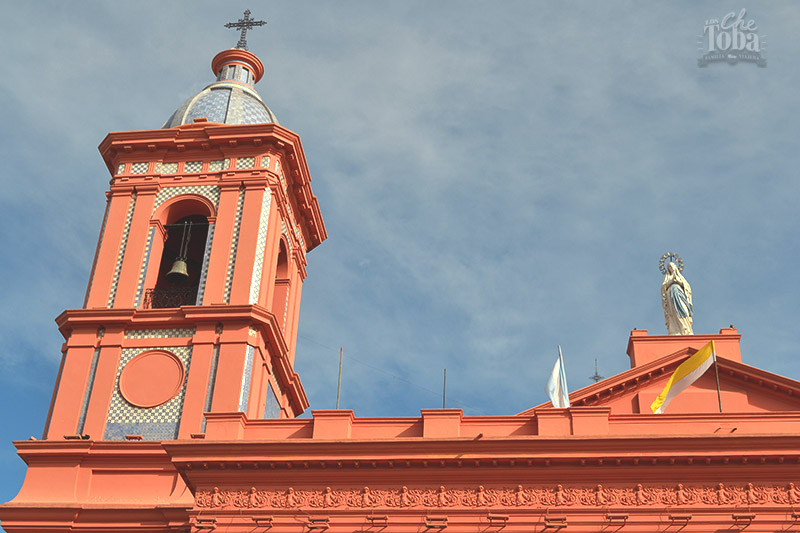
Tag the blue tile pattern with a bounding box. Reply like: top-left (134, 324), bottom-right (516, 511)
top-left (201, 344), bottom-right (221, 433)
top-left (282, 284), bottom-right (290, 331)
top-left (131, 162), bottom-right (148, 175)
top-left (260, 156), bottom-right (271, 169)
top-left (105, 421), bottom-right (180, 442)
top-left (76, 348), bottom-right (101, 434)
top-left (162, 82), bottom-right (278, 128)
top-left (117, 163), bottom-right (126, 175)
top-left (227, 87), bottom-right (275, 124)
top-left (185, 88), bottom-right (231, 124)
top-left (107, 193), bottom-right (137, 307)
top-left (104, 345), bottom-right (192, 441)
top-left (283, 212), bottom-right (306, 253)
top-left (286, 206), bottom-right (305, 251)
top-left (153, 185), bottom-right (220, 211)
top-left (238, 345), bottom-right (256, 412)
top-left (249, 190), bottom-right (272, 304)
top-left (236, 156), bottom-right (255, 169)
top-left (223, 188), bottom-right (246, 303)
top-left (162, 97), bottom-right (192, 128)
top-left (184, 161), bottom-right (202, 173)
top-left (276, 160), bottom-right (286, 189)
top-left (160, 162), bottom-right (178, 174)
top-left (124, 328), bottom-right (195, 339)
top-left (134, 226), bottom-right (155, 308)
top-left (208, 158), bottom-right (230, 172)
top-left (281, 222), bottom-right (293, 254)
top-left (195, 223), bottom-right (215, 305)
top-left (263, 382), bottom-right (281, 419)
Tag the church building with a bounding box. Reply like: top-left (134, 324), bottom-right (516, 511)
top-left (2, 13), bottom-right (800, 533)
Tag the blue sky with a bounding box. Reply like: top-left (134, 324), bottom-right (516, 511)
top-left (2, 1), bottom-right (799, 504)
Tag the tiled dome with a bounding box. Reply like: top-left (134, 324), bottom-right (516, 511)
top-left (163, 48), bottom-right (278, 128)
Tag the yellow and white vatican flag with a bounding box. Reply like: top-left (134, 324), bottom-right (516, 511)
top-left (546, 346), bottom-right (570, 408)
top-left (650, 340), bottom-right (717, 414)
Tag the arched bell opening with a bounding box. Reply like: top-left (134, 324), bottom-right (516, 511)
top-left (148, 214), bottom-right (209, 307)
top-left (270, 238), bottom-right (291, 330)
top-left (144, 197), bottom-right (214, 309)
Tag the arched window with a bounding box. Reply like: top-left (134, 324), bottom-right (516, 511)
top-left (143, 197), bottom-right (213, 309)
top-left (271, 239), bottom-right (290, 329)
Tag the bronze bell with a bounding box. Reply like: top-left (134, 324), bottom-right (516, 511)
top-left (166, 258), bottom-right (190, 283)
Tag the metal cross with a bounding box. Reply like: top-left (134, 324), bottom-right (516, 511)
top-left (589, 358), bottom-right (604, 383)
top-left (224, 9), bottom-right (267, 51)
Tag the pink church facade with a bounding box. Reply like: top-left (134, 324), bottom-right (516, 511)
top-left (3, 31), bottom-right (800, 533)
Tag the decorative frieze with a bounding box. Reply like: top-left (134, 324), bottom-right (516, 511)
top-left (125, 327), bottom-right (196, 339)
top-left (196, 482), bottom-right (800, 509)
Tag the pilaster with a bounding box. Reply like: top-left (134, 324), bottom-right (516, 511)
top-left (43, 342), bottom-right (97, 439)
top-left (178, 323), bottom-right (219, 439)
top-left (201, 182), bottom-right (241, 304)
top-left (138, 220), bottom-right (167, 308)
top-left (229, 180), bottom-right (268, 304)
top-left (113, 184), bottom-right (159, 307)
top-left (210, 321), bottom-right (254, 413)
top-left (85, 189), bottom-right (135, 308)
top-left (80, 324), bottom-right (126, 440)
top-left (256, 192), bottom-right (281, 308)
top-left (285, 274), bottom-right (303, 366)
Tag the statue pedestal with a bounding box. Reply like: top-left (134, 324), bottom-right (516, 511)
top-left (626, 327), bottom-right (741, 368)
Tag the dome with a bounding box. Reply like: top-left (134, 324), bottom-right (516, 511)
top-left (162, 82), bottom-right (278, 128)
top-left (163, 48), bottom-right (278, 128)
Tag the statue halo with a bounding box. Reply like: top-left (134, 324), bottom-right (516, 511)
top-left (659, 252), bottom-right (684, 275)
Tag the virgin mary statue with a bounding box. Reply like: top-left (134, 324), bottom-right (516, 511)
top-left (661, 262), bottom-right (693, 335)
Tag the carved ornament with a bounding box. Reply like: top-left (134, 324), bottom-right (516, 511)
top-left (196, 482), bottom-right (800, 509)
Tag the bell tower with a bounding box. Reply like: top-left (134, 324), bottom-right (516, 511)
top-left (43, 38), bottom-right (326, 442)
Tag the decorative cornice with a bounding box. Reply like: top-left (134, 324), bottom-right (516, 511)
top-left (195, 482), bottom-right (800, 510)
top-left (165, 433), bottom-right (800, 471)
top-left (97, 122), bottom-right (326, 251)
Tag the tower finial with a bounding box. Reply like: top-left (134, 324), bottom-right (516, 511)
top-left (589, 358), bottom-right (604, 383)
top-left (224, 9), bottom-right (267, 51)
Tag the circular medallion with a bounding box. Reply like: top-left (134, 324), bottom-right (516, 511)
top-left (119, 350), bottom-right (185, 408)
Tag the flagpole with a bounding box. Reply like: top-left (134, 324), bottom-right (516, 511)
top-left (711, 340), bottom-right (722, 413)
top-left (558, 345), bottom-right (570, 408)
top-left (442, 368), bottom-right (447, 409)
top-left (336, 347), bottom-right (343, 409)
